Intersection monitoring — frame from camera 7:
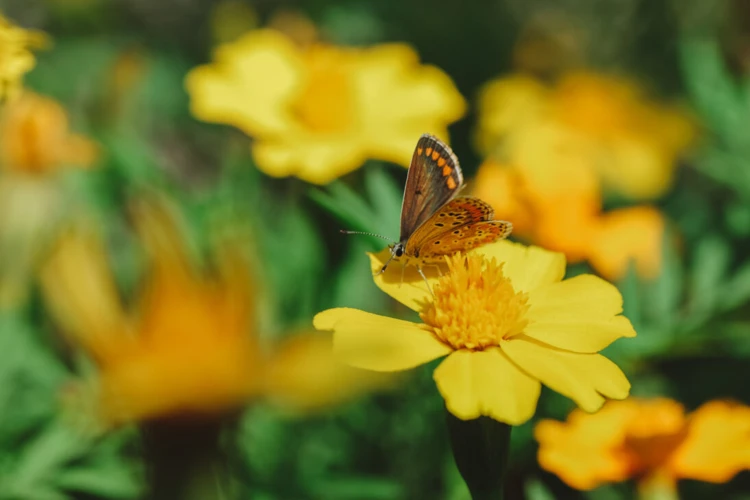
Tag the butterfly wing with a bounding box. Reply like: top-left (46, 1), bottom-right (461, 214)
top-left (405, 197), bottom-right (512, 259)
top-left (399, 134), bottom-right (463, 242)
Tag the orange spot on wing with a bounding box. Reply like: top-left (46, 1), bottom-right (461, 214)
top-left (442, 165), bottom-right (452, 176)
top-left (437, 157), bottom-right (446, 167)
top-left (417, 147), bottom-right (423, 155)
top-left (446, 177), bottom-right (457, 189)
top-left (425, 147), bottom-right (433, 156)
top-left (432, 151), bottom-right (440, 161)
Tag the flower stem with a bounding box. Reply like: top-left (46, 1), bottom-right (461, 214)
top-left (637, 471), bottom-right (680, 500)
top-left (445, 409), bottom-right (512, 500)
top-left (142, 417), bottom-right (233, 500)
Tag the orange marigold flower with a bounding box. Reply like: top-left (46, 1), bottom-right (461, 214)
top-left (41, 200), bottom-right (386, 426)
top-left (535, 398), bottom-right (750, 494)
top-left (0, 91), bottom-right (98, 174)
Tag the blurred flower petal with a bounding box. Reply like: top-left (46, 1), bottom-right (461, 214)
top-left (670, 401), bottom-right (750, 482)
top-left (263, 332), bottom-right (392, 412)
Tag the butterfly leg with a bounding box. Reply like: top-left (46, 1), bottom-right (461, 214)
top-left (416, 265), bottom-right (435, 298)
top-left (398, 260), bottom-right (407, 288)
top-left (424, 262), bottom-right (444, 277)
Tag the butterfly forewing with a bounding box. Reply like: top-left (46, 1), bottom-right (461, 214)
top-left (405, 197), bottom-right (512, 259)
top-left (399, 134), bottom-right (463, 242)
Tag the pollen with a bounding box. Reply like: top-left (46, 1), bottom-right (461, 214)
top-left (420, 254), bottom-right (529, 351)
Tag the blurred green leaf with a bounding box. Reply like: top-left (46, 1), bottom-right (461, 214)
top-left (685, 234), bottom-right (730, 326)
top-left (524, 480), bottom-right (556, 500)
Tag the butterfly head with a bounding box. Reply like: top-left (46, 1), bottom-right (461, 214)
top-left (376, 241), bottom-right (405, 275)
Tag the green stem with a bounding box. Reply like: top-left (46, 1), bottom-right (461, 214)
top-left (637, 471), bottom-right (680, 500)
top-left (445, 409), bottom-right (512, 500)
top-left (141, 417), bottom-right (233, 500)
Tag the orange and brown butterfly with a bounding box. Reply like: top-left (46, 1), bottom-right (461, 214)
top-left (345, 134), bottom-right (513, 280)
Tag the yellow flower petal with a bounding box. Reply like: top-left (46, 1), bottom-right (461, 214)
top-left (368, 249), bottom-right (438, 312)
top-left (474, 74), bottom-right (549, 155)
top-left (314, 308), bottom-right (451, 371)
top-left (475, 240), bottom-right (566, 293)
top-left (40, 228), bottom-right (128, 359)
top-left (353, 44), bottom-right (465, 166)
top-left (262, 332), bottom-right (392, 412)
top-left (185, 30), bottom-right (302, 136)
top-left (669, 400), bottom-right (750, 482)
top-left (502, 338), bottom-right (630, 412)
top-left (433, 348), bottom-right (541, 424)
top-left (253, 135), bottom-right (366, 183)
top-left (524, 274), bottom-right (636, 352)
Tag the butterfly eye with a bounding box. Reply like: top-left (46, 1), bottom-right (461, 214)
top-left (395, 246), bottom-right (404, 257)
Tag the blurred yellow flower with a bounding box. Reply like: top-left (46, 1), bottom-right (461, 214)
top-left (315, 240), bottom-right (635, 425)
top-left (477, 71), bottom-right (695, 200)
top-left (41, 201), bottom-right (386, 426)
top-left (0, 91), bottom-right (98, 174)
top-left (0, 13), bottom-right (47, 101)
top-left (535, 398), bottom-right (750, 495)
top-left (185, 29), bottom-right (465, 184)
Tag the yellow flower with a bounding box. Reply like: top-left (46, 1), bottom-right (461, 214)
top-left (476, 71), bottom-right (695, 200)
top-left (535, 398), bottom-right (750, 494)
top-left (185, 29), bottom-right (465, 184)
top-left (41, 200), bottom-right (386, 426)
top-left (0, 91), bottom-right (98, 174)
top-left (0, 13), bottom-right (47, 101)
top-left (314, 240), bottom-right (635, 425)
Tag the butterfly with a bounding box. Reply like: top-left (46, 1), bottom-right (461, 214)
top-left (345, 134), bottom-right (513, 282)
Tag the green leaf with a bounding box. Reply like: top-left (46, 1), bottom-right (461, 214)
top-left (721, 261), bottom-right (750, 311)
top-left (680, 38), bottom-right (750, 150)
top-left (11, 421), bottom-right (90, 487)
top-left (55, 460), bottom-right (142, 499)
top-left (643, 232), bottom-right (682, 333)
top-left (685, 234), bottom-right (730, 326)
top-left (524, 480), bottom-right (556, 500)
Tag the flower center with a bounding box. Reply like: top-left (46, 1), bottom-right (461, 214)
top-left (420, 254), bottom-right (530, 351)
top-left (293, 46), bottom-right (354, 133)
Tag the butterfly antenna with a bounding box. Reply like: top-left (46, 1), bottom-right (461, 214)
top-left (375, 251), bottom-right (397, 276)
top-left (340, 230), bottom-right (395, 244)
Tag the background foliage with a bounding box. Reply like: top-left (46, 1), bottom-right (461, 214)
top-left (1, 0), bottom-right (749, 499)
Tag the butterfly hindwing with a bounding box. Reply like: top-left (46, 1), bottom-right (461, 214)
top-left (399, 134), bottom-right (463, 242)
top-left (405, 197), bottom-right (512, 259)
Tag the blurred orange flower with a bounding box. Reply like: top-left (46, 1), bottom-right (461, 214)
top-left (41, 200), bottom-right (387, 426)
top-left (473, 161), bottom-right (665, 280)
top-left (473, 71), bottom-right (689, 280)
top-left (315, 240), bottom-right (635, 425)
top-left (0, 92), bottom-right (98, 308)
top-left (535, 398), bottom-right (750, 496)
top-left (185, 29), bottom-right (465, 184)
top-left (477, 71), bottom-right (695, 200)
top-left (0, 91), bottom-right (98, 174)
top-left (0, 12), bottom-right (47, 101)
